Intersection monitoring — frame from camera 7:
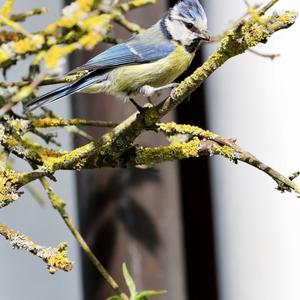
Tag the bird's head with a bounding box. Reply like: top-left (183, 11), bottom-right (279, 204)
top-left (162, 0), bottom-right (210, 52)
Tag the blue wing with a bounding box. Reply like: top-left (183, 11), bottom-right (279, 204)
top-left (70, 40), bottom-right (176, 73)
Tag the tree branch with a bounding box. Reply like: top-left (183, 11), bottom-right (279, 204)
top-left (0, 223), bottom-right (73, 273)
top-left (31, 117), bottom-right (117, 128)
top-left (28, 8), bottom-right (296, 173)
top-left (39, 177), bottom-right (129, 300)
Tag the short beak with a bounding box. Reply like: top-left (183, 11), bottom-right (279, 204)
top-left (200, 30), bottom-right (211, 42)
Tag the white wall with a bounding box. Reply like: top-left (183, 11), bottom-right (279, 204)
top-left (204, 1), bottom-right (300, 300)
top-left (0, 1), bottom-right (82, 300)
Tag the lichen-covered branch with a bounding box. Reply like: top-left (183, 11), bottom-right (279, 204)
top-left (157, 122), bottom-right (300, 194)
top-left (0, 4), bottom-right (297, 192)
top-left (0, 223), bottom-right (73, 273)
top-left (19, 6), bottom-right (296, 174)
top-left (0, 167), bottom-right (52, 208)
top-left (10, 8), bottom-right (48, 22)
top-left (31, 117), bottom-right (117, 128)
top-left (0, 169), bottom-right (22, 208)
top-left (39, 177), bottom-right (128, 299)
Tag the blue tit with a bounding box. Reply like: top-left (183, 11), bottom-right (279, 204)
top-left (25, 0), bottom-right (210, 111)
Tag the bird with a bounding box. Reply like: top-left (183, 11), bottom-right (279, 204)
top-left (25, 0), bottom-right (210, 112)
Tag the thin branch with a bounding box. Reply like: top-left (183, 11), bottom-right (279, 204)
top-left (39, 177), bottom-right (129, 300)
top-left (156, 123), bottom-right (300, 194)
top-left (118, 0), bottom-right (156, 12)
top-left (31, 117), bottom-right (118, 128)
top-left (0, 72), bottom-right (87, 89)
top-left (67, 126), bottom-right (94, 141)
top-left (0, 223), bottom-right (73, 273)
top-left (0, 72), bottom-right (47, 116)
top-left (10, 8), bottom-right (48, 22)
top-left (289, 171), bottom-right (300, 181)
top-left (258, 0), bottom-right (279, 16)
top-left (24, 183), bottom-right (45, 206)
top-left (0, 14), bottom-right (31, 37)
top-left (248, 48), bottom-right (280, 60)
top-left (113, 14), bottom-right (142, 32)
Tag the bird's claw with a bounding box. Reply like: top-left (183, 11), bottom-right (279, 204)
top-left (129, 98), bottom-right (148, 114)
top-left (170, 88), bottom-right (177, 100)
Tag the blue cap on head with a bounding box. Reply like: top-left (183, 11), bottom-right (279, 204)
top-left (175, 0), bottom-right (207, 25)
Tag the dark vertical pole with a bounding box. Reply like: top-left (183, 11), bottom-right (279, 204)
top-left (167, 0), bottom-right (218, 299)
top-left (70, 2), bottom-right (187, 300)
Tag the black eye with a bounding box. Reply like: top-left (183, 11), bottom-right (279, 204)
top-left (185, 22), bottom-right (194, 30)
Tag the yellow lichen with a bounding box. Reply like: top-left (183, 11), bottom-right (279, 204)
top-left (79, 31), bottom-right (103, 49)
top-left (0, 224), bottom-right (73, 273)
top-left (136, 137), bottom-right (201, 166)
top-left (119, 0), bottom-right (156, 12)
top-left (0, 0), bottom-right (15, 17)
top-left (247, 5), bottom-right (266, 24)
top-left (0, 169), bottom-right (20, 207)
top-left (32, 50), bottom-right (46, 65)
top-left (47, 243), bottom-right (73, 274)
top-left (78, 0), bottom-right (95, 12)
top-left (15, 35), bottom-right (44, 54)
top-left (80, 14), bottom-right (111, 32)
top-left (45, 0), bottom-right (97, 34)
top-left (0, 14), bottom-right (29, 36)
top-left (213, 144), bottom-right (236, 160)
top-left (159, 122), bottom-right (216, 139)
top-left (14, 86), bottom-right (33, 102)
top-left (45, 15), bottom-right (80, 33)
top-left (65, 71), bottom-right (86, 82)
top-left (45, 44), bottom-right (77, 69)
top-left (0, 46), bottom-right (10, 63)
top-left (8, 119), bottom-right (29, 131)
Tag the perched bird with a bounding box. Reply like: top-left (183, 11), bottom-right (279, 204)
top-left (25, 0), bottom-right (210, 111)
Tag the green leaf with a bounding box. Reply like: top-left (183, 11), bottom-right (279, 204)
top-left (106, 296), bottom-right (122, 300)
top-left (135, 290), bottom-right (167, 300)
top-left (122, 262), bottom-right (136, 298)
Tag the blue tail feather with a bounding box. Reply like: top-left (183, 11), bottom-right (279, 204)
top-left (24, 73), bottom-right (106, 112)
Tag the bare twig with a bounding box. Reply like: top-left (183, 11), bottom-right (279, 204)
top-left (288, 171), bottom-right (300, 181)
top-left (24, 183), bottom-right (45, 205)
top-left (258, 0), bottom-right (279, 16)
top-left (248, 48), bottom-right (280, 60)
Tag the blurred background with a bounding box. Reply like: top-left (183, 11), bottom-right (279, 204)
top-left (0, 0), bottom-right (300, 299)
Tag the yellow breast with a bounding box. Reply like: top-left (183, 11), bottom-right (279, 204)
top-left (108, 44), bottom-right (195, 95)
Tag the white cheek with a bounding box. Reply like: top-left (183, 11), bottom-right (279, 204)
top-left (165, 19), bottom-right (195, 46)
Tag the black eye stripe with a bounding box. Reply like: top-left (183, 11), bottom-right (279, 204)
top-left (184, 22), bottom-right (199, 33)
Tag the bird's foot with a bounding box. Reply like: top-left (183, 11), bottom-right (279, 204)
top-left (129, 98), bottom-right (157, 130)
top-left (139, 83), bottom-right (179, 98)
top-left (129, 98), bottom-right (148, 114)
top-left (170, 86), bottom-right (180, 101)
